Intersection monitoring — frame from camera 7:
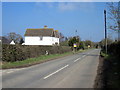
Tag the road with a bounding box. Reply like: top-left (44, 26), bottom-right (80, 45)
top-left (2, 49), bottom-right (100, 88)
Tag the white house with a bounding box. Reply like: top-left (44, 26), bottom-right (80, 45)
top-left (24, 26), bottom-right (60, 45)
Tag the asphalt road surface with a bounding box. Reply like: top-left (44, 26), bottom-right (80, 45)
top-left (2, 49), bottom-right (100, 88)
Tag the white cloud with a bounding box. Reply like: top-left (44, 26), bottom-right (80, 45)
top-left (34, 2), bottom-right (96, 12)
top-left (58, 3), bottom-right (77, 11)
top-left (58, 2), bottom-right (95, 12)
top-left (35, 2), bottom-right (54, 8)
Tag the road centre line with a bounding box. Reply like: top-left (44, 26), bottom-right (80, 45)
top-left (74, 54), bottom-right (87, 63)
top-left (82, 55), bottom-right (86, 57)
top-left (74, 58), bottom-right (81, 62)
top-left (43, 64), bottom-right (69, 79)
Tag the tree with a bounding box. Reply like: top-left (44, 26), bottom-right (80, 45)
top-left (0, 36), bottom-right (10, 44)
top-left (60, 37), bottom-right (69, 46)
top-left (59, 32), bottom-right (64, 42)
top-left (84, 40), bottom-right (93, 47)
top-left (19, 38), bottom-right (24, 44)
top-left (99, 38), bottom-right (113, 47)
top-left (65, 37), bottom-right (68, 41)
top-left (6, 32), bottom-right (22, 44)
top-left (79, 41), bottom-right (85, 50)
top-left (107, 2), bottom-right (120, 41)
top-left (68, 36), bottom-right (80, 47)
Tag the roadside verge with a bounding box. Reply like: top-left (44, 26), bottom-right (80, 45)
top-left (94, 51), bottom-right (120, 89)
top-left (1, 49), bottom-right (88, 69)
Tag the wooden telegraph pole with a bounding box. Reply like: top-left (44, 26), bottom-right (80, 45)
top-left (118, 1), bottom-right (120, 41)
top-left (104, 10), bottom-right (107, 54)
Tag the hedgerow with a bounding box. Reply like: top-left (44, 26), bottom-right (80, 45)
top-left (2, 44), bottom-right (71, 62)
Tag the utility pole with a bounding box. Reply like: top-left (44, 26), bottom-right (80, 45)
top-left (75, 30), bottom-right (77, 38)
top-left (118, 1), bottom-right (120, 41)
top-left (104, 10), bottom-right (107, 54)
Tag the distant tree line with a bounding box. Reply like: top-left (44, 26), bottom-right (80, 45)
top-left (60, 35), bottom-right (99, 50)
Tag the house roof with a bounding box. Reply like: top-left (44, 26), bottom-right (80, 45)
top-left (24, 28), bottom-right (54, 36)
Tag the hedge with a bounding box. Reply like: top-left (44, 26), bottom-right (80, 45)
top-left (108, 41), bottom-right (120, 57)
top-left (2, 44), bottom-right (72, 62)
top-left (102, 41), bottom-right (120, 57)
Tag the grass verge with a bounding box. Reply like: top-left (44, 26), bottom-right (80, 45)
top-left (1, 52), bottom-right (72, 69)
top-left (1, 49), bottom-right (88, 69)
top-left (100, 50), bottom-right (120, 88)
top-left (105, 55), bottom-right (120, 88)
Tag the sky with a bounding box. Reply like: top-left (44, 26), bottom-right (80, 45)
top-left (2, 2), bottom-right (116, 42)
top-left (0, 2), bottom-right (2, 36)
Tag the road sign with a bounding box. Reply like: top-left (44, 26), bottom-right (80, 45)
top-left (88, 45), bottom-right (90, 48)
top-left (74, 44), bottom-right (77, 47)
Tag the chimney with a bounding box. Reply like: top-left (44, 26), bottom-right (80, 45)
top-left (44, 25), bottom-right (47, 29)
top-left (55, 30), bottom-right (58, 32)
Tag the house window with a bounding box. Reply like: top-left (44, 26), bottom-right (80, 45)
top-left (40, 36), bottom-right (43, 41)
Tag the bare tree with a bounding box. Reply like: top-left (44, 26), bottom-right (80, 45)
top-left (59, 32), bottom-right (64, 42)
top-left (107, 2), bottom-right (120, 41)
top-left (6, 32), bottom-right (22, 44)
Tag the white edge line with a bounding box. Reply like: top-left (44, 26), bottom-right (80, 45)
top-left (2, 68), bottom-right (26, 73)
top-left (44, 64), bottom-right (69, 79)
top-left (7, 71), bottom-right (14, 74)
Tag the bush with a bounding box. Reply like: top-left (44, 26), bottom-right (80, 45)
top-left (102, 41), bottom-right (120, 57)
top-left (108, 41), bottom-right (120, 57)
top-left (2, 44), bottom-right (71, 62)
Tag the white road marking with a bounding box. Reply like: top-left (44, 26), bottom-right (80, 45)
top-left (2, 68), bottom-right (26, 74)
top-left (44, 64), bottom-right (69, 79)
top-left (74, 58), bottom-right (81, 62)
top-left (82, 55), bottom-right (86, 58)
top-left (0, 71), bottom-right (2, 76)
top-left (7, 71), bottom-right (14, 74)
top-left (15, 68), bottom-right (25, 71)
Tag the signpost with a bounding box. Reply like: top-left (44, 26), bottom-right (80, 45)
top-left (73, 43), bottom-right (77, 54)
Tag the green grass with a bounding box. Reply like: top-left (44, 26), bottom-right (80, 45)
top-left (100, 50), bottom-right (120, 88)
top-left (106, 55), bottom-right (120, 88)
top-left (1, 52), bottom-right (73, 69)
top-left (1, 48), bottom-right (91, 69)
top-left (100, 51), bottom-right (109, 59)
